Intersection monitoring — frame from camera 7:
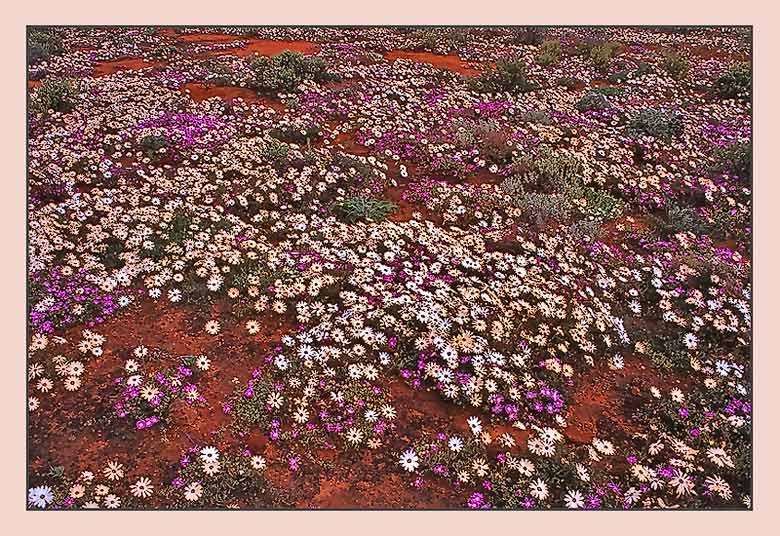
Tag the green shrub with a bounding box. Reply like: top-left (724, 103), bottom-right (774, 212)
top-left (248, 50), bottom-right (335, 94)
top-left (712, 62), bottom-right (751, 100)
top-left (590, 42), bottom-right (621, 71)
top-left (661, 50), bottom-right (689, 80)
top-left (471, 57), bottom-right (534, 94)
top-left (709, 142), bottom-right (751, 179)
top-left (337, 197), bottom-right (397, 222)
top-left (514, 145), bottom-right (582, 192)
top-left (627, 108), bottom-right (684, 141)
top-left (261, 138), bottom-right (290, 163)
top-left (28, 28), bottom-right (63, 65)
top-left (593, 86), bottom-right (625, 97)
top-left (566, 218), bottom-right (603, 241)
top-left (556, 76), bottom-right (582, 90)
top-left (633, 62), bottom-right (654, 78)
top-left (578, 187), bottom-right (624, 220)
top-left (30, 78), bottom-right (78, 115)
top-left (536, 40), bottom-right (561, 67)
top-left (576, 91), bottom-right (612, 112)
top-left (658, 203), bottom-right (709, 237)
top-left (140, 134), bottom-right (169, 158)
top-left (515, 192), bottom-right (573, 225)
top-left (520, 110), bottom-right (552, 125)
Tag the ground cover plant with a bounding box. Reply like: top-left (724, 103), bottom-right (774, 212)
top-left (27, 25), bottom-right (752, 510)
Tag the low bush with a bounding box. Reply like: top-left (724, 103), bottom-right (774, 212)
top-left (627, 108), bottom-right (684, 141)
top-left (515, 192), bottom-right (573, 225)
top-left (30, 78), bottom-right (78, 115)
top-left (709, 142), bottom-right (751, 179)
top-left (471, 57), bottom-right (534, 94)
top-left (261, 138), bottom-right (290, 163)
top-left (711, 62), bottom-right (751, 100)
top-left (28, 28), bottom-right (63, 65)
top-left (576, 91), bottom-right (612, 112)
top-left (337, 197), bottom-right (397, 222)
top-left (536, 40), bottom-right (561, 67)
top-left (139, 134), bottom-right (170, 158)
top-left (590, 42), bottom-right (621, 72)
top-left (248, 51), bottom-right (336, 94)
top-left (661, 50), bottom-right (689, 80)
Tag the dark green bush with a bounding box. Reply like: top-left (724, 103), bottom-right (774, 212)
top-left (576, 91), bottom-right (612, 112)
top-left (28, 28), bottom-right (63, 65)
top-left (627, 108), bottom-right (684, 141)
top-left (248, 50), bottom-right (336, 93)
top-left (712, 62), bottom-right (751, 100)
top-left (509, 27), bottom-right (545, 46)
top-left (536, 40), bottom-right (561, 67)
top-left (261, 138), bottom-right (290, 163)
top-left (471, 57), bottom-right (534, 94)
top-left (140, 134), bottom-right (170, 158)
top-left (709, 142), bottom-right (751, 179)
top-left (590, 42), bottom-right (621, 71)
top-left (30, 78), bottom-right (78, 115)
top-left (337, 197), bottom-right (397, 222)
top-left (661, 50), bottom-right (689, 80)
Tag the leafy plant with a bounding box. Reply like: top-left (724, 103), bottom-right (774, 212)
top-left (140, 134), bottom-right (170, 158)
top-left (471, 57), bottom-right (534, 94)
top-left (578, 186), bottom-right (625, 220)
top-left (576, 91), bottom-right (612, 112)
top-left (709, 142), bottom-right (751, 179)
top-left (248, 50), bottom-right (336, 94)
top-left (30, 78), bottom-right (78, 115)
top-left (261, 137), bottom-right (290, 163)
top-left (590, 42), bottom-right (621, 72)
top-left (661, 50), bottom-right (689, 80)
top-left (712, 62), bottom-right (751, 100)
top-left (536, 40), bottom-right (561, 67)
top-left (515, 192), bottom-right (573, 225)
top-left (336, 197), bottom-right (397, 222)
top-left (627, 108), bottom-right (684, 141)
top-left (28, 28), bottom-right (63, 65)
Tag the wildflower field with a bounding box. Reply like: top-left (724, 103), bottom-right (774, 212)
top-left (26, 26), bottom-right (752, 510)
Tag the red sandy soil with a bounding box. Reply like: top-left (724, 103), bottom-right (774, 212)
top-left (93, 57), bottom-right (166, 77)
top-left (180, 33), bottom-right (319, 59)
top-left (384, 50), bottom-right (482, 77)
top-left (181, 82), bottom-right (286, 113)
top-left (564, 354), bottom-right (690, 445)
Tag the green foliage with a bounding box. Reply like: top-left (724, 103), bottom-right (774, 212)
top-left (414, 28), bottom-right (470, 52)
top-left (712, 62), bottom-right (751, 100)
top-left (593, 86), bottom-right (625, 96)
top-left (515, 192), bottom-right (573, 225)
top-left (30, 78), bottom-right (78, 115)
top-left (709, 142), bottom-right (751, 179)
top-left (662, 50), bottom-right (689, 80)
top-left (590, 42), bottom-right (621, 71)
top-left (627, 108), bottom-right (684, 141)
top-left (471, 57), bottom-right (534, 94)
top-left (659, 203), bottom-right (709, 237)
top-left (522, 145), bottom-right (582, 191)
top-left (100, 237), bottom-right (125, 271)
top-left (576, 91), bottom-right (612, 112)
top-left (520, 110), bottom-right (552, 125)
top-left (556, 76), bottom-right (582, 90)
top-left (28, 28), bottom-right (63, 65)
top-left (337, 197), bottom-right (397, 222)
top-left (261, 137), bottom-right (290, 163)
top-left (536, 39), bottom-right (562, 67)
top-left (633, 62), bottom-right (654, 78)
top-left (248, 50), bottom-right (335, 94)
top-left (578, 186), bottom-right (625, 220)
top-left (140, 134), bottom-right (170, 158)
